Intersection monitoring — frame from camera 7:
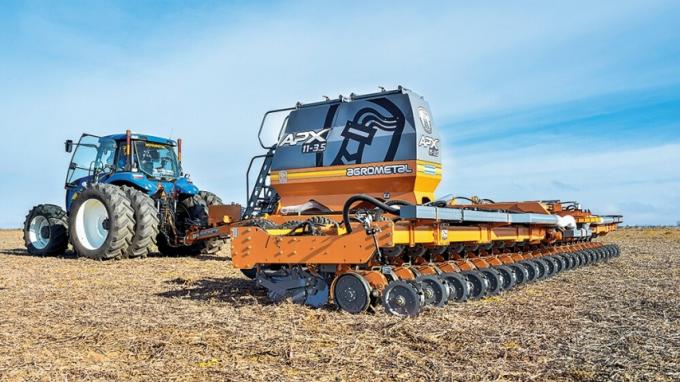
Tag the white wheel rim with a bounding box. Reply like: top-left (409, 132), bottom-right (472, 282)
top-left (28, 215), bottom-right (50, 249)
top-left (75, 199), bottom-right (109, 250)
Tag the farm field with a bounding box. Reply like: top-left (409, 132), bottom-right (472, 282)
top-left (0, 228), bottom-right (678, 381)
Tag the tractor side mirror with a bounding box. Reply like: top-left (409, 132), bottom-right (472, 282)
top-left (65, 140), bottom-right (73, 153)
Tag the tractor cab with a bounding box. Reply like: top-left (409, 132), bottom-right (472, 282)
top-left (64, 131), bottom-right (197, 211)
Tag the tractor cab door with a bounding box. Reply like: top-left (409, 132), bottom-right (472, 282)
top-left (65, 134), bottom-right (117, 210)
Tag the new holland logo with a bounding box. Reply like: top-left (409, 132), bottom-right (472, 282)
top-left (346, 164), bottom-right (412, 177)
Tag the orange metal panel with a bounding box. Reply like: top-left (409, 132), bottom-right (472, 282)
top-left (270, 160), bottom-right (441, 211)
top-left (231, 221), bottom-right (393, 269)
top-left (208, 204), bottom-right (242, 226)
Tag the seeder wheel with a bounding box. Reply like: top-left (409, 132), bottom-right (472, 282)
top-left (574, 252), bottom-right (584, 267)
top-left (583, 249), bottom-right (595, 265)
top-left (480, 268), bottom-right (503, 296)
top-left (520, 261), bottom-right (538, 282)
top-left (552, 256), bottom-right (565, 273)
top-left (509, 263), bottom-right (528, 285)
top-left (542, 257), bottom-right (556, 277)
top-left (532, 259), bottom-right (547, 279)
top-left (417, 276), bottom-right (449, 307)
top-left (558, 254), bottom-right (572, 270)
top-left (334, 273), bottom-right (372, 314)
top-left (496, 265), bottom-right (516, 290)
top-left (442, 273), bottom-right (470, 302)
top-left (464, 271), bottom-right (488, 300)
top-left (383, 280), bottom-right (423, 317)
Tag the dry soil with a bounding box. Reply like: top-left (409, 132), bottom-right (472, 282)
top-left (0, 228), bottom-right (678, 381)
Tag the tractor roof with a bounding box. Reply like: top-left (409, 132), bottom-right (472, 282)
top-left (102, 133), bottom-right (176, 146)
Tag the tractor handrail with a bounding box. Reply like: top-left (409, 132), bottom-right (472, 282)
top-left (257, 107), bottom-right (295, 149)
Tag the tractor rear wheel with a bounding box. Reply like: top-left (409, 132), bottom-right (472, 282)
top-left (69, 184), bottom-right (135, 260)
top-left (156, 191), bottom-right (227, 256)
top-left (23, 204), bottom-right (69, 256)
top-left (197, 191), bottom-right (228, 255)
top-left (121, 186), bottom-right (159, 258)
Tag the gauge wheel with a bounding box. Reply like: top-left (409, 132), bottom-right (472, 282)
top-left (416, 275), bottom-right (449, 307)
top-left (333, 272), bottom-right (372, 314)
top-left (382, 280), bottom-right (423, 317)
top-left (442, 272), bottom-right (470, 302)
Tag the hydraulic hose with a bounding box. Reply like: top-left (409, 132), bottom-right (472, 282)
top-left (342, 194), bottom-right (401, 234)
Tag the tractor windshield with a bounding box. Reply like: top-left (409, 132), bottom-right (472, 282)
top-left (132, 141), bottom-right (180, 179)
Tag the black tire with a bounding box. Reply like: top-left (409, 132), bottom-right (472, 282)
top-left (532, 259), bottom-right (547, 279)
top-left (382, 280), bottom-right (423, 317)
top-left (541, 257), bottom-right (556, 277)
top-left (557, 255), bottom-right (565, 271)
top-left (591, 249), bottom-right (600, 262)
top-left (584, 250), bottom-right (593, 265)
top-left (567, 253), bottom-right (578, 268)
top-left (548, 257), bottom-right (560, 274)
top-left (496, 265), bottom-right (517, 290)
top-left (573, 252), bottom-right (583, 267)
top-left (334, 273), bottom-right (372, 314)
top-left (156, 231), bottom-right (202, 256)
top-left (604, 245), bottom-right (614, 259)
top-left (157, 191), bottom-right (224, 256)
top-left (480, 268), bottom-right (503, 296)
top-left (520, 261), bottom-right (538, 282)
top-left (578, 252), bottom-right (588, 266)
top-left (417, 276), bottom-right (449, 307)
top-left (23, 204), bottom-right (69, 256)
top-left (69, 184), bottom-right (134, 260)
top-left (121, 186), bottom-right (159, 258)
top-left (558, 254), bottom-right (572, 270)
top-left (547, 256), bottom-right (561, 274)
top-left (197, 191), bottom-right (228, 255)
top-left (442, 272), bottom-right (470, 302)
top-left (509, 263), bottom-right (528, 285)
top-left (464, 271), bottom-right (487, 300)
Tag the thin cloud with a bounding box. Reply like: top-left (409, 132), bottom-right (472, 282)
top-left (1, 1), bottom-right (679, 226)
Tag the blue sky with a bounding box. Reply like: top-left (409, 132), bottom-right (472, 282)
top-left (1, 1), bottom-right (679, 227)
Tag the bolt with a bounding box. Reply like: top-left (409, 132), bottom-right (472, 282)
top-left (344, 288), bottom-right (357, 302)
top-left (424, 288), bottom-right (433, 299)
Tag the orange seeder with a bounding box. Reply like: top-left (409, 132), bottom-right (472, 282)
top-left (185, 87), bottom-right (622, 316)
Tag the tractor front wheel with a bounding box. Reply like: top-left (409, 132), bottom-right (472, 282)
top-left (69, 184), bottom-right (135, 260)
top-left (23, 204), bottom-right (69, 256)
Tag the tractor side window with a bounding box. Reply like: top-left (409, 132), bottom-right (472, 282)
top-left (66, 135), bottom-right (100, 185)
top-left (95, 139), bottom-right (117, 173)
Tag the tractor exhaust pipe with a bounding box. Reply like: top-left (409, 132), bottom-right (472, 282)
top-left (126, 129), bottom-right (132, 171)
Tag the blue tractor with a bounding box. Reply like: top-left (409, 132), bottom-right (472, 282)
top-left (23, 131), bottom-right (226, 259)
